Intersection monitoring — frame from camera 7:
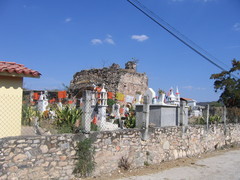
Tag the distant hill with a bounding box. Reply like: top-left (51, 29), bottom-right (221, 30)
top-left (197, 101), bottom-right (222, 107)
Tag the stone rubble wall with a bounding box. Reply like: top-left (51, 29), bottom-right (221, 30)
top-left (1, 124), bottom-right (240, 179)
top-left (69, 65), bottom-right (148, 97)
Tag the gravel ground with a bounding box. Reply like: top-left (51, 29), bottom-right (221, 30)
top-left (87, 148), bottom-right (240, 180)
top-left (120, 149), bottom-right (240, 180)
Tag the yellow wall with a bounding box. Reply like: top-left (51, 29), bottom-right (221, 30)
top-left (0, 75), bottom-right (23, 138)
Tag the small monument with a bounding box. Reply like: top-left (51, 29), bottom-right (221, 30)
top-left (145, 88), bottom-right (156, 104)
top-left (166, 87), bottom-right (180, 106)
top-left (38, 91), bottom-right (48, 112)
top-left (82, 84), bottom-right (118, 132)
top-left (97, 84), bottom-right (108, 130)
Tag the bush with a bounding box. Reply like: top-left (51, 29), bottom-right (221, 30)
top-left (118, 156), bottom-right (131, 171)
top-left (209, 115), bottom-right (221, 124)
top-left (73, 138), bottom-right (96, 177)
top-left (22, 104), bottom-right (38, 126)
top-left (54, 105), bottom-right (82, 133)
top-left (124, 111), bottom-right (136, 128)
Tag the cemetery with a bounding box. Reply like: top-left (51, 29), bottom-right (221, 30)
top-left (1, 60), bottom-right (240, 179)
top-left (17, 61), bottom-right (192, 136)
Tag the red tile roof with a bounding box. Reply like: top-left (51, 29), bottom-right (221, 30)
top-left (0, 61), bottom-right (41, 77)
top-left (180, 97), bottom-right (193, 101)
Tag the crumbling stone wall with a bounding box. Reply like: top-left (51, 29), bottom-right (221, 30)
top-left (70, 61), bottom-right (148, 97)
top-left (1, 124), bottom-right (240, 179)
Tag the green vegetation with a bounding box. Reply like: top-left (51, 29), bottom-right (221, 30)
top-left (210, 59), bottom-right (240, 107)
top-left (118, 156), bottom-right (131, 171)
top-left (209, 115), bottom-right (221, 124)
top-left (158, 89), bottom-right (165, 94)
top-left (22, 104), bottom-right (38, 126)
top-left (209, 101), bottom-right (223, 107)
top-left (124, 108), bottom-right (136, 128)
top-left (73, 138), bottom-right (96, 177)
top-left (54, 105), bottom-right (82, 133)
top-left (197, 116), bottom-right (206, 125)
top-left (90, 122), bottom-right (98, 131)
top-left (144, 151), bottom-right (150, 166)
top-left (107, 99), bottom-right (116, 107)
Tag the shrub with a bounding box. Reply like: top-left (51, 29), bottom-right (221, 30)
top-left (197, 116), bottom-right (206, 125)
top-left (22, 104), bottom-right (38, 126)
top-left (73, 138), bottom-right (96, 177)
top-left (118, 156), bottom-right (131, 171)
top-left (124, 111), bottom-right (136, 128)
top-left (54, 105), bottom-right (82, 133)
top-left (209, 115), bottom-right (221, 124)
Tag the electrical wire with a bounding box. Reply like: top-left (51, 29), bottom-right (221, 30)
top-left (127, 0), bottom-right (239, 79)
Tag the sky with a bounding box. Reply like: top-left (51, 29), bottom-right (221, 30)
top-left (0, 0), bottom-right (239, 102)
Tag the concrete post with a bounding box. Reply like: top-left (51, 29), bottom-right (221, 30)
top-left (223, 105), bottom-right (227, 134)
top-left (142, 95), bottom-right (150, 141)
top-left (206, 104), bottom-right (209, 131)
top-left (176, 106), bottom-right (180, 126)
top-left (82, 90), bottom-right (92, 132)
top-left (180, 101), bottom-right (188, 126)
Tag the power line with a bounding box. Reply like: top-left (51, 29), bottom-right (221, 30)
top-left (127, 0), bottom-right (239, 79)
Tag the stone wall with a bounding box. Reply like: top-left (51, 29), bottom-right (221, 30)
top-left (1, 124), bottom-right (240, 179)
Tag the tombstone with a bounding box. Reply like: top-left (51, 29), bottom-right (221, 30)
top-left (38, 92), bottom-right (48, 112)
top-left (144, 88), bottom-right (156, 104)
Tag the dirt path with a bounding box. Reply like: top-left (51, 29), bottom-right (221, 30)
top-left (88, 147), bottom-right (240, 180)
top-left (120, 149), bottom-right (240, 180)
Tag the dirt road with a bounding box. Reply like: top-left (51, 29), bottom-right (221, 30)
top-left (120, 149), bottom-right (240, 180)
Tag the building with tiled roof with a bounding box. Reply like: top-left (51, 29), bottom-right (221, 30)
top-left (0, 61), bottom-right (41, 78)
top-left (0, 61), bottom-right (41, 138)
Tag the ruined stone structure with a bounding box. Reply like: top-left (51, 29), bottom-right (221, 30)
top-left (70, 61), bottom-right (148, 98)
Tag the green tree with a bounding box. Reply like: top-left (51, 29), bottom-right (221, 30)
top-left (210, 59), bottom-right (240, 107)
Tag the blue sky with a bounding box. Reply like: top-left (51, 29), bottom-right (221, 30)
top-left (0, 0), bottom-right (239, 102)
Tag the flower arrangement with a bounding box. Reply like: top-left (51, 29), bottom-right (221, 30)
top-left (158, 89), bottom-right (165, 94)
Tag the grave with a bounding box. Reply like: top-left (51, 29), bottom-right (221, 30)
top-left (81, 84), bottom-right (118, 132)
top-left (136, 88), bottom-right (188, 128)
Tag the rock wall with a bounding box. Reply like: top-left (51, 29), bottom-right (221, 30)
top-left (1, 124), bottom-right (240, 179)
top-left (70, 61), bottom-right (148, 97)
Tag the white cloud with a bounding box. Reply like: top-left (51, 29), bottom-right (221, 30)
top-left (65, 18), bottom-right (72, 23)
top-left (91, 35), bottom-right (115, 45)
top-left (182, 86), bottom-right (206, 90)
top-left (131, 35), bottom-right (149, 42)
top-left (195, 87), bottom-right (206, 90)
top-left (182, 85), bottom-right (193, 90)
top-left (233, 22), bottom-right (240, 31)
top-left (104, 34), bottom-right (115, 45)
top-left (91, 39), bottom-right (103, 45)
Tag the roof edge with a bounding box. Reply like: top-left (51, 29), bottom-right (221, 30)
top-left (0, 72), bottom-right (41, 78)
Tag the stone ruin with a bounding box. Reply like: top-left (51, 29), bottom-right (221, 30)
top-left (69, 61), bottom-right (148, 98)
